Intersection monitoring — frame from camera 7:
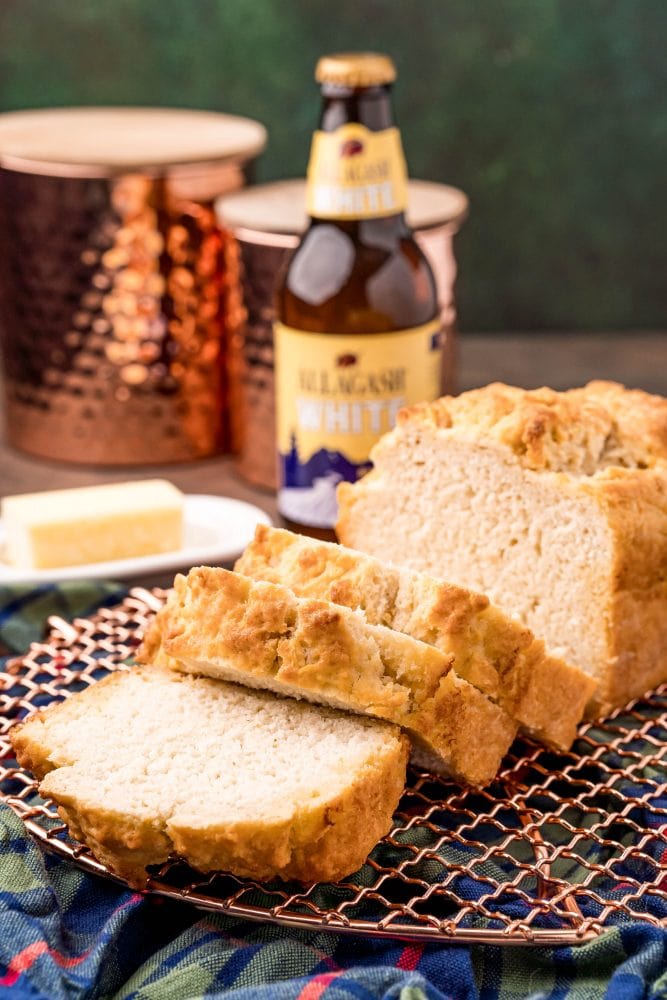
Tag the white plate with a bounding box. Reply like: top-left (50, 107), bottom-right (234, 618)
top-left (0, 494), bottom-right (272, 585)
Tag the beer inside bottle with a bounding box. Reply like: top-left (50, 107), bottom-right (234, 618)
top-left (275, 52), bottom-right (441, 534)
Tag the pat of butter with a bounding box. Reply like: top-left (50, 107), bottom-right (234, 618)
top-left (1, 479), bottom-right (184, 569)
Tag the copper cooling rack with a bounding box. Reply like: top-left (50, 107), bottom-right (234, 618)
top-left (2, 588), bottom-right (667, 947)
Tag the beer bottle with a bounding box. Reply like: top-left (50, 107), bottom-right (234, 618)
top-left (275, 52), bottom-right (441, 535)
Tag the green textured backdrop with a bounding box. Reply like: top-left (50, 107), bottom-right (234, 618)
top-left (0, 0), bottom-right (664, 332)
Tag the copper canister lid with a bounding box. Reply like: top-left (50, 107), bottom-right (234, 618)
top-left (216, 178), bottom-right (468, 241)
top-left (0, 107), bottom-right (267, 178)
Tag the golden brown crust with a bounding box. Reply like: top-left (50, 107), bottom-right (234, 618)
top-left (163, 567), bottom-right (517, 784)
top-left (395, 381), bottom-right (667, 473)
top-left (135, 588), bottom-right (181, 671)
top-left (166, 570), bottom-right (409, 717)
top-left (582, 467), bottom-right (667, 711)
top-left (39, 780), bottom-right (175, 888)
top-left (11, 669), bottom-right (410, 887)
top-left (11, 712), bottom-right (67, 781)
top-left (237, 526), bottom-right (595, 749)
top-left (582, 467), bottom-right (667, 592)
top-left (336, 479), bottom-right (369, 550)
top-left (404, 671), bottom-right (516, 786)
top-left (237, 524), bottom-right (401, 627)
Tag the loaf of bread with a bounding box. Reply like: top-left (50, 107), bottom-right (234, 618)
top-left (337, 381), bottom-right (667, 714)
top-left (140, 567), bottom-right (518, 786)
top-left (10, 666), bottom-right (409, 886)
top-left (235, 525), bottom-right (595, 749)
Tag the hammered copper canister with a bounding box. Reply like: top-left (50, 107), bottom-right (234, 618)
top-left (0, 107), bottom-right (266, 464)
top-left (216, 179), bottom-right (468, 490)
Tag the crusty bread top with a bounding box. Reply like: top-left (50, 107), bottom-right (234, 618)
top-left (395, 381), bottom-right (667, 474)
top-left (160, 567), bottom-right (458, 720)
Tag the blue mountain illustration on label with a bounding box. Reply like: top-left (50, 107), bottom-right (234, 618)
top-left (278, 433), bottom-right (373, 528)
top-left (280, 433), bottom-right (372, 488)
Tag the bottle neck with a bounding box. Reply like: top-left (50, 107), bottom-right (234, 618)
top-left (318, 83), bottom-right (395, 133)
top-left (306, 83), bottom-right (408, 224)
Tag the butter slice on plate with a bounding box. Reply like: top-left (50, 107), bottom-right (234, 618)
top-left (1, 479), bottom-right (184, 570)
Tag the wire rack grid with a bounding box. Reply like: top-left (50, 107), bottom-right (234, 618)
top-left (1, 588), bottom-right (667, 947)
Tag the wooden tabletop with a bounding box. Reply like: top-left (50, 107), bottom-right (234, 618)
top-left (2, 331), bottom-right (666, 511)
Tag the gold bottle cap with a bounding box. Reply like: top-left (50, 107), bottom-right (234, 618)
top-left (315, 52), bottom-right (396, 88)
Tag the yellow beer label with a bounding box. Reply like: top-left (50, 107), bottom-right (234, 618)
top-left (275, 319), bottom-right (441, 527)
top-left (306, 124), bottom-right (408, 220)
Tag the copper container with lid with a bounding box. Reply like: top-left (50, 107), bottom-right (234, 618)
top-left (216, 178), bottom-right (468, 490)
top-left (0, 107), bottom-right (266, 464)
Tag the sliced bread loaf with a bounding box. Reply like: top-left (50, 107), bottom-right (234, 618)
top-left (11, 666), bottom-right (409, 887)
top-left (336, 380), bottom-right (667, 714)
top-left (140, 567), bottom-right (518, 786)
top-left (235, 525), bottom-right (596, 749)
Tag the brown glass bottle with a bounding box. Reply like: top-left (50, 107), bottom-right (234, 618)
top-left (275, 53), bottom-right (440, 536)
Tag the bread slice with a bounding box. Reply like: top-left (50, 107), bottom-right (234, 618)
top-left (336, 380), bottom-right (667, 714)
top-left (11, 666), bottom-right (409, 887)
top-left (235, 525), bottom-right (596, 750)
top-left (140, 567), bottom-right (518, 786)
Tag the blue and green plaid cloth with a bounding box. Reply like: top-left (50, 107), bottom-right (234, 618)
top-left (1, 582), bottom-right (667, 1000)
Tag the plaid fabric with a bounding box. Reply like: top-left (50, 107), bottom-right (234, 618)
top-left (1, 584), bottom-right (667, 1000)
